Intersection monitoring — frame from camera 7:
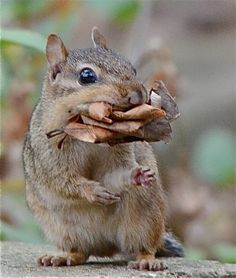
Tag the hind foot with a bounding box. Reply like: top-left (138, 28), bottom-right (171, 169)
top-left (128, 254), bottom-right (167, 271)
top-left (37, 252), bottom-right (88, 267)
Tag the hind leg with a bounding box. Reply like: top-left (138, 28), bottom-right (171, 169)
top-left (124, 214), bottom-right (167, 271)
top-left (118, 185), bottom-right (167, 271)
top-left (123, 142), bottom-right (167, 271)
top-left (37, 233), bottom-right (89, 267)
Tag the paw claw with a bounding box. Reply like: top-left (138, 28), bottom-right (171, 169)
top-left (39, 255), bottom-right (54, 267)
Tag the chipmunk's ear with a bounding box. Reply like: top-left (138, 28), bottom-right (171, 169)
top-left (46, 34), bottom-right (68, 80)
top-left (91, 27), bottom-right (108, 49)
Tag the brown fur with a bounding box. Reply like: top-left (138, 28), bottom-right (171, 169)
top-left (23, 29), bottom-right (167, 270)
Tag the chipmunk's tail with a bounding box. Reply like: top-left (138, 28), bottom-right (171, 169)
top-left (156, 231), bottom-right (185, 257)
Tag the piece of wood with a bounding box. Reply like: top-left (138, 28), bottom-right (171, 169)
top-left (2, 242), bottom-right (236, 278)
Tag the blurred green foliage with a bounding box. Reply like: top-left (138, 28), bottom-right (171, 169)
top-left (1, 29), bottom-right (46, 102)
top-left (1, 0), bottom-right (46, 22)
top-left (185, 245), bottom-right (236, 264)
top-left (212, 244), bottom-right (236, 264)
top-left (192, 128), bottom-right (236, 187)
top-left (0, 193), bottom-right (46, 244)
top-left (86, 0), bottom-right (140, 25)
top-left (112, 1), bottom-right (139, 25)
top-left (185, 247), bottom-right (207, 261)
top-left (1, 29), bottom-right (46, 52)
top-left (1, 221), bottom-right (45, 244)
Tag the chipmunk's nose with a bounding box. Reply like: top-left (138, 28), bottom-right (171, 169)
top-left (128, 90), bottom-right (147, 105)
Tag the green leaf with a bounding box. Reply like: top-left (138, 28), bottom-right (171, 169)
top-left (1, 29), bottom-right (46, 53)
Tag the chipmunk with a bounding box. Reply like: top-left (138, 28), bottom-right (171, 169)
top-left (23, 27), bottom-right (183, 271)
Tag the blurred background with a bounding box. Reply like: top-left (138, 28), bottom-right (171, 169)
top-left (1, 0), bottom-right (236, 263)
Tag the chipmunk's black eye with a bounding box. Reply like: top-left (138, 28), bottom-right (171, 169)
top-left (79, 68), bottom-right (97, 84)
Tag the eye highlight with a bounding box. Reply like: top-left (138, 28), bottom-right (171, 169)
top-left (79, 68), bottom-right (97, 84)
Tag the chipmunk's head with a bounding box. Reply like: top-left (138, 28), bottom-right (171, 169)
top-left (43, 27), bottom-right (148, 109)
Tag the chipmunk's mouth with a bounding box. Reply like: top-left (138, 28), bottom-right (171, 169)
top-left (111, 104), bottom-right (131, 111)
top-left (106, 95), bottom-right (148, 111)
top-left (46, 81), bottom-right (180, 149)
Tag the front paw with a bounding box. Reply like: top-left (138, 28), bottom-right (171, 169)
top-left (89, 185), bottom-right (121, 205)
top-left (131, 166), bottom-right (155, 187)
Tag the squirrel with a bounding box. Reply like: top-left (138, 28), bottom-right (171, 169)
top-left (23, 27), bottom-right (184, 271)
